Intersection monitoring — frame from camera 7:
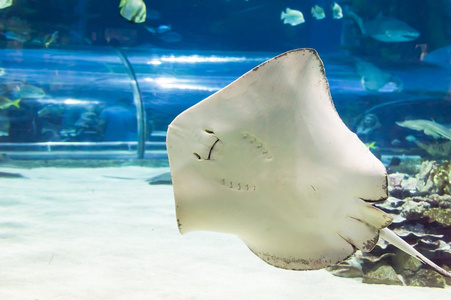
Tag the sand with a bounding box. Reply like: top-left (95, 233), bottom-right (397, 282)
top-left (0, 166), bottom-right (449, 300)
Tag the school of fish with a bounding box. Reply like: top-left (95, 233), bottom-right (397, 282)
top-left (281, 2), bottom-right (343, 26)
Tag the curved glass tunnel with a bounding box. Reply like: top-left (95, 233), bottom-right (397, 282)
top-left (0, 47), bottom-right (272, 159)
top-left (1, 47), bottom-right (451, 160)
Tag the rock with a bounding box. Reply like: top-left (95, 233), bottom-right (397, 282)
top-left (389, 173), bottom-right (405, 189)
top-left (402, 177), bottom-right (419, 191)
top-left (326, 265), bottom-right (363, 278)
top-left (417, 239), bottom-right (441, 250)
top-left (405, 269), bottom-right (446, 288)
top-left (362, 263), bottom-right (403, 286)
top-left (327, 257), bottom-right (363, 278)
top-left (423, 208), bottom-right (451, 226)
top-left (416, 161), bottom-right (436, 193)
top-left (392, 250), bottom-right (422, 275)
top-left (392, 227), bottom-right (443, 241)
top-left (416, 160), bottom-right (451, 195)
top-left (374, 197), bottom-right (405, 214)
top-left (388, 174), bottom-right (417, 199)
top-left (444, 266), bottom-right (451, 286)
top-left (401, 200), bottom-right (431, 221)
top-left (399, 194), bottom-right (451, 225)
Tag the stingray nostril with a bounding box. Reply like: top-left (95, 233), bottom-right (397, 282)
top-left (205, 129), bottom-right (215, 134)
top-left (193, 153), bottom-right (201, 160)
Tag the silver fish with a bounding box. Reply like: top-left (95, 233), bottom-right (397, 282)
top-left (281, 8), bottom-right (305, 26)
top-left (11, 83), bottom-right (45, 99)
top-left (332, 2), bottom-right (343, 19)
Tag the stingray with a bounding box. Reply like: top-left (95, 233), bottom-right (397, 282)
top-left (166, 49), bottom-right (451, 277)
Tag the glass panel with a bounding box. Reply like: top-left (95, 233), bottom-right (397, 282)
top-left (124, 48), bottom-right (274, 158)
top-left (0, 47), bottom-right (140, 158)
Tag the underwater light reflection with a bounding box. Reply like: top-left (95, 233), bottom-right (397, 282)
top-left (35, 97), bottom-right (101, 106)
top-left (145, 77), bottom-right (221, 92)
top-left (63, 98), bottom-right (100, 106)
top-left (0, 49), bottom-right (122, 64)
top-left (151, 54), bottom-right (271, 64)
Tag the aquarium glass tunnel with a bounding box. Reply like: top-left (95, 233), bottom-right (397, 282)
top-left (0, 46), bottom-right (274, 159)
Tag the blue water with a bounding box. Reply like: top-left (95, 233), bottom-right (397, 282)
top-left (1, 0), bottom-right (451, 159)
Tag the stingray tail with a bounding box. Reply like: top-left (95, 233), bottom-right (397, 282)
top-left (380, 228), bottom-right (451, 278)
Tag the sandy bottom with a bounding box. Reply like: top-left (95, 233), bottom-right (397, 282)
top-left (0, 166), bottom-right (449, 300)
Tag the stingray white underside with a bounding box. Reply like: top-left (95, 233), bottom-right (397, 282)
top-left (166, 49), bottom-right (451, 277)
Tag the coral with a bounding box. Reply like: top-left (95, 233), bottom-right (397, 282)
top-left (325, 257), bottom-right (363, 278)
top-left (328, 160), bottom-right (451, 287)
top-left (404, 269), bottom-right (447, 288)
top-left (423, 208), bottom-right (451, 226)
top-left (416, 160), bottom-right (451, 194)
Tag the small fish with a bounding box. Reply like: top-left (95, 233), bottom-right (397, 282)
top-left (156, 24), bottom-right (171, 34)
top-left (0, 96), bottom-right (21, 110)
top-left (365, 141), bottom-right (377, 150)
top-left (44, 31), bottom-right (59, 48)
top-left (0, 68), bottom-right (5, 76)
top-left (311, 5), bottom-right (325, 20)
top-left (281, 8), bottom-right (305, 26)
top-left (0, 0), bottom-right (12, 10)
top-left (144, 25), bottom-right (156, 35)
top-left (332, 2), bottom-right (343, 19)
top-left (11, 83), bottom-right (45, 99)
top-left (119, 0), bottom-right (146, 23)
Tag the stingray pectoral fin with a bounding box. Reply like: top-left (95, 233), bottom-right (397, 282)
top-left (245, 231), bottom-right (355, 271)
top-left (346, 143), bottom-right (388, 202)
top-left (380, 228), bottom-right (451, 278)
top-left (357, 202), bottom-right (393, 229)
top-left (338, 217), bottom-right (379, 252)
top-left (337, 200), bottom-right (392, 252)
